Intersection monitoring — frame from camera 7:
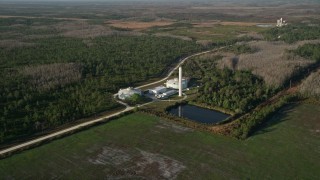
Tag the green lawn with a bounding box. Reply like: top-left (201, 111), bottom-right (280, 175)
top-left (0, 103), bottom-right (319, 179)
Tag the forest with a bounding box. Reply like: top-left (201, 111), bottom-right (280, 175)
top-left (293, 43), bottom-right (320, 61)
top-left (296, 43), bottom-right (320, 99)
top-left (197, 69), bottom-right (270, 113)
top-left (183, 55), bottom-right (274, 114)
top-left (0, 35), bottom-right (202, 143)
top-left (223, 44), bottom-right (255, 55)
top-left (263, 24), bottom-right (320, 43)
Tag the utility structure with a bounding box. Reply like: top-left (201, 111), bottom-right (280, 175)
top-left (276, 18), bottom-right (287, 27)
top-left (179, 66), bottom-right (182, 97)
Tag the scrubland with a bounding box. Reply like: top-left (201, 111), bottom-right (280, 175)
top-left (217, 40), bottom-right (320, 87)
top-left (299, 69), bottom-right (320, 98)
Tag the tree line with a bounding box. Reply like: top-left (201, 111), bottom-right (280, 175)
top-left (263, 24), bottom-right (320, 43)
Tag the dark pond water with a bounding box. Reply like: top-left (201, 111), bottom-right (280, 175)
top-left (168, 104), bottom-right (231, 124)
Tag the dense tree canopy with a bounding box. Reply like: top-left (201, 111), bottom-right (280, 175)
top-left (0, 35), bottom-right (202, 143)
top-left (183, 56), bottom-right (273, 114)
top-left (263, 24), bottom-right (320, 43)
top-left (293, 43), bottom-right (320, 61)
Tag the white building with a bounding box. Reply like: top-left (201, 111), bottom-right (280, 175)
top-left (166, 78), bottom-right (188, 90)
top-left (156, 90), bottom-right (177, 99)
top-left (118, 87), bottom-right (142, 100)
top-left (149, 86), bottom-right (167, 94)
top-left (276, 18), bottom-right (287, 27)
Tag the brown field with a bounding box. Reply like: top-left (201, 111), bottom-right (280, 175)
top-left (220, 21), bottom-right (266, 26)
top-left (55, 21), bottom-right (115, 38)
top-left (216, 40), bottom-right (320, 87)
top-left (0, 15), bottom-right (87, 21)
top-left (192, 21), bottom-right (269, 28)
top-left (0, 40), bottom-right (35, 49)
top-left (154, 33), bottom-right (192, 41)
top-left (299, 69), bottom-right (320, 97)
top-left (107, 20), bottom-right (174, 30)
top-left (190, 6), bottom-right (277, 10)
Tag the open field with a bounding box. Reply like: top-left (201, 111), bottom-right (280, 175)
top-left (216, 40), bottom-right (320, 87)
top-left (145, 24), bottom-right (267, 42)
top-left (192, 21), bottom-right (271, 27)
top-left (107, 20), bottom-right (174, 30)
top-left (1, 1), bottom-right (319, 23)
top-left (0, 103), bottom-right (319, 179)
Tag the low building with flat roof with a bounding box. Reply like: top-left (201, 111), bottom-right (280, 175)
top-left (149, 86), bottom-right (167, 94)
top-left (156, 89), bottom-right (178, 99)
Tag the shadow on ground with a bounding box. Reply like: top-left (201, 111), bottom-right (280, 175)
top-left (250, 103), bottom-right (299, 137)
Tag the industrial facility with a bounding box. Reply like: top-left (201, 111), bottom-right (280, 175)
top-left (149, 86), bottom-right (167, 95)
top-left (276, 18), bottom-right (287, 27)
top-left (118, 67), bottom-right (188, 102)
top-left (118, 87), bottom-right (142, 100)
top-left (152, 66), bottom-right (188, 99)
top-left (166, 78), bottom-right (189, 90)
top-left (166, 67), bottom-right (188, 97)
top-left (156, 90), bottom-right (178, 99)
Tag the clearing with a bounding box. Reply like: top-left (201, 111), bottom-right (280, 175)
top-left (107, 20), bottom-right (174, 30)
top-left (192, 21), bottom-right (270, 28)
top-left (0, 103), bottom-right (319, 179)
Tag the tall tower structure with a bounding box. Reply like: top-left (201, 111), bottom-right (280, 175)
top-left (179, 66), bottom-right (182, 97)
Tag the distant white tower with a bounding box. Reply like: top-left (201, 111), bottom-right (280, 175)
top-left (277, 17), bottom-right (287, 27)
top-left (179, 66), bottom-right (182, 97)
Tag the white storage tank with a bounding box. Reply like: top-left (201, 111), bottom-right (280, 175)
top-left (166, 78), bottom-right (188, 90)
top-left (118, 87), bottom-right (142, 100)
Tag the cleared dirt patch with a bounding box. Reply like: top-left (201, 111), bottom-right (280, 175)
top-left (156, 120), bottom-right (194, 133)
top-left (88, 147), bottom-right (131, 166)
top-left (88, 146), bottom-right (185, 179)
top-left (107, 20), bottom-right (174, 30)
top-left (137, 150), bottom-right (186, 179)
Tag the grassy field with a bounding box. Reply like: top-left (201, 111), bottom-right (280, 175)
top-left (0, 103), bottom-right (319, 179)
top-left (146, 24), bottom-right (267, 42)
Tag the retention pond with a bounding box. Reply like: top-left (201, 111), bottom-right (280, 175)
top-left (168, 104), bottom-right (231, 124)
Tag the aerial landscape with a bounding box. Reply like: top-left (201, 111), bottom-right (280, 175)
top-left (0, 0), bottom-right (319, 179)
